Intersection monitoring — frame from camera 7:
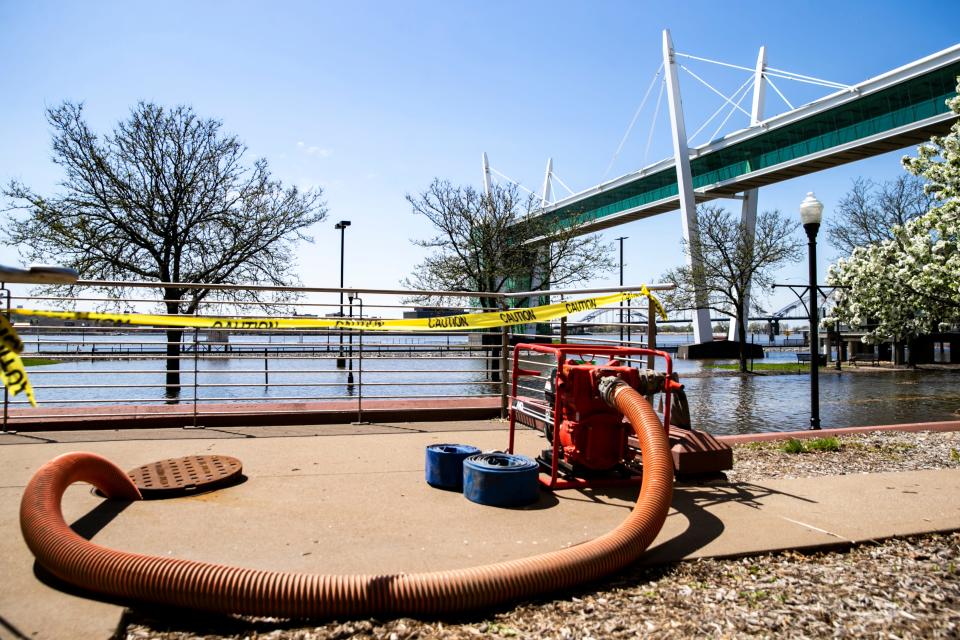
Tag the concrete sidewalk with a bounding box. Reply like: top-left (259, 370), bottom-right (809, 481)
top-left (1, 421), bottom-right (958, 640)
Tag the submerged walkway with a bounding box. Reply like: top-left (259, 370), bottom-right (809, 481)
top-left (1, 396), bottom-right (503, 431)
top-left (2, 420), bottom-right (959, 639)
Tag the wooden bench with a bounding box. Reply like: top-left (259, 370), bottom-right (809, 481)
top-left (848, 353), bottom-right (879, 367)
top-left (796, 353), bottom-right (826, 370)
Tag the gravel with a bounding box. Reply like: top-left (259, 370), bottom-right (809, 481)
top-left (726, 429), bottom-right (960, 483)
top-left (122, 430), bottom-right (960, 640)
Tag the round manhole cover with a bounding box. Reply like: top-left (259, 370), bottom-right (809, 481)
top-left (126, 455), bottom-right (243, 498)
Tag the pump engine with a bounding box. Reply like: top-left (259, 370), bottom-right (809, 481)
top-left (548, 360), bottom-right (638, 471)
top-left (544, 358), bottom-right (692, 472)
top-left (508, 343), bottom-right (722, 490)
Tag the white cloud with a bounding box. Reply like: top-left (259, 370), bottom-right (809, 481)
top-left (295, 141), bottom-right (333, 157)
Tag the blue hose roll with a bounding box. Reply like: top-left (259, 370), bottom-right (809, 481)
top-left (462, 453), bottom-right (540, 507)
top-left (425, 444), bottom-right (481, 489)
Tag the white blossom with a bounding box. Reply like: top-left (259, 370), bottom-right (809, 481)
top-left (828, 80), bottom-right (960, 342)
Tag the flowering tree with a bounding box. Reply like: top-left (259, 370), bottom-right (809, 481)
top-left (828, 82), bottom-right (960, 350)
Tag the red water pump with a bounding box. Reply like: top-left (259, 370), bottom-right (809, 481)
top-left (508, 343), bottom-right (690, 490)
top-left (549, 359), bottom-right (642, 471)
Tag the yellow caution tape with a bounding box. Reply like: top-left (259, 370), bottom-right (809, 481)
top-left (14, 288), bottom-right (667, 331)
top-left (6, 287), bottom-right (666, 405)
top-left (0, 314), bottom-right (37, 407)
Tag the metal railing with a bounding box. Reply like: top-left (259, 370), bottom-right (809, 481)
top-left (2, 281), bottom-right (675, 430)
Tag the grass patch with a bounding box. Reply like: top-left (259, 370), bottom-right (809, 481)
top-left (780, 437), bottom-right (842, 454)
top-left (781, 439), bottom-right (806, 454)
top-left (22, 357), bottom-right (61, 367)
top-left (703, 362), bottom-right (816, 372)
top-left (806, 436), bottom-right (842, 452)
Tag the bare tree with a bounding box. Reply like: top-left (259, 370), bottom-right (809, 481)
top-left (404, 179), bottom-right (614, 381)
top-left (661, 205), bottom-right (803, 372)
top-left (403, 179), bottom-right (614, 311)
top-left (4, 101), bottom-right (327, 397)
top-left (825, 175), bottom-right (935, 255)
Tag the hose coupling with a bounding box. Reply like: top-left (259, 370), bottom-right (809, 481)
top-left (598, 375), bottom-right (630, 409)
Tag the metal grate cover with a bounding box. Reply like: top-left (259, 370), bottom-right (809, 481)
top-left (127, 455), bottom-right (243, 498)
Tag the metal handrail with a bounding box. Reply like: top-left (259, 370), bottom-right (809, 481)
top-left (2, 281), bottom-right (674, 431)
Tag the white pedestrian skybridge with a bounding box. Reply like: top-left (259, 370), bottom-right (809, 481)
top-left (488, 31), bottom-right (960, 344)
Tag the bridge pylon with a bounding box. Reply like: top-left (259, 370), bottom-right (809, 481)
top-left (728, 44), bottom-right (767, 341)
top-left (663, 29), bottom-right (712, 344)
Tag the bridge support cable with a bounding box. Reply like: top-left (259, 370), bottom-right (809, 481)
top-left (676, 50), bottom-right (850, 91)
top-left (765, 75), bottom-right (795, 111)
top-left (674, 51), bottom-right (756, 74)
top-left (689, 74), bottom-right (755, 145)
top-left (728, 45), bottom-right (767, 342)
top-left (488, 167), bottom-right (539, 199)
top-left (709, 78), bottom-right (756, 142)
top-left (764, 67), bottom-right (851, 90)
top-left (675, 50), bottom-right (850, 118)
top-left (550, 171), bottom-right (576, 198)
top-left (663, 28), bottom-right (712, 344)
top-left (679, 64), bottom-right (754, 121)
top-left (643, 79), bottom-right (666, 165)
top-left (603, 64), bottom-right (664, 180)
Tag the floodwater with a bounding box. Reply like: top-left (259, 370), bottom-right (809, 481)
top-left (681, 368), bottom-right (960, 435)
top-left (16, 332), bottom-right (960, 434)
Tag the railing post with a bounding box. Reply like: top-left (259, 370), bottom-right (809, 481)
top-left (264, 348), bottom-right (269, 386)
top-left (192, 327), bottom-right (201, 429)
top-left (351, 296), bottom-right (368, 425)
top-left (500, 321), bottom-right (509, 419)
top-left (647, 297), bottom-right (656, 370)
top-left (356, 328), bottom-right (364, 424)
top-left (2, 284), bottom-right (9, 433)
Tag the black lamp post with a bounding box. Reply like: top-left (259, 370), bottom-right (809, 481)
top-left (335, 220), bottom-right (351, 369)
top-left (800, 192), bottom-right (823, 430)
top-left (616, 236), bottom-right (628, 343)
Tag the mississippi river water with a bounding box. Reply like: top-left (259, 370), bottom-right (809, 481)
top-left (17, 332), bottom-right (960, 435)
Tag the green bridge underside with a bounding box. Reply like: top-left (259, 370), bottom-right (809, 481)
top-left (544, 63), bottom-right (960, 234)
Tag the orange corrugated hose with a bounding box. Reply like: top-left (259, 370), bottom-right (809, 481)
top-left (20, 380), bottom-right (672, 617)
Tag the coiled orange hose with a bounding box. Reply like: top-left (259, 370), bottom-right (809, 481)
top-left (20, 382), bottom-right (672, 617)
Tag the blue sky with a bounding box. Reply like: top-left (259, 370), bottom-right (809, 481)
top-left (2, 1), bottom-right (958, 314)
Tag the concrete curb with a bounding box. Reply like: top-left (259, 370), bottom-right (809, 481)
top-left (3, 397), bottom-right (503, 431)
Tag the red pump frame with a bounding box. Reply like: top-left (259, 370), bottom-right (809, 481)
top-left (507, 343), bottom-right (677, 490)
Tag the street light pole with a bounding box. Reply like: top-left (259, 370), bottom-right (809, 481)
top-left (800, 192), bottom-right (823, 430)
top-left (616, 236), bottom-right (628, 344)
top-left (335, 220), bottom-right (351, 369)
